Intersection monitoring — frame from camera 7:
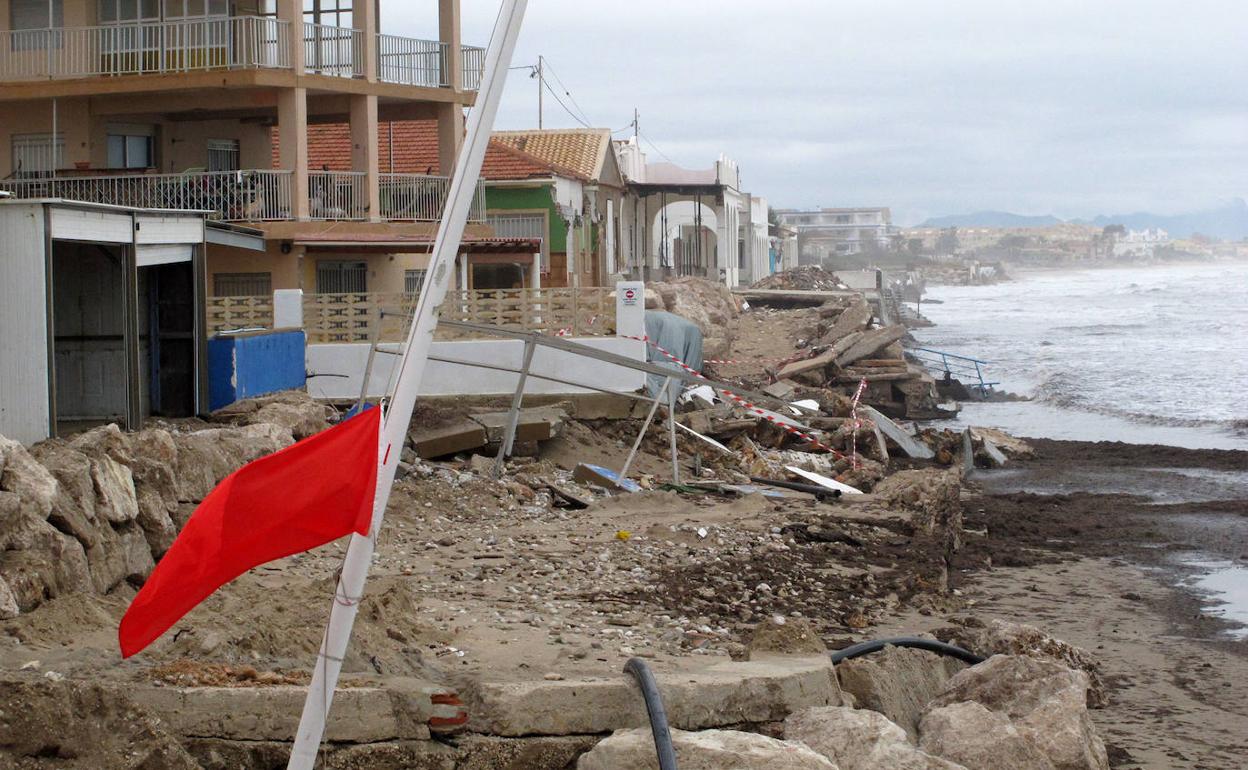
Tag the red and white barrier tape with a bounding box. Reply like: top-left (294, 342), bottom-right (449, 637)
top-left (849, 377), bottom-right (868, 468)
top-left (622, 334), bottom-right (845, 459)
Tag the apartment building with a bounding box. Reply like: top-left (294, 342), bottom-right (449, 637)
top-left (0, 0), bottom-right (492, 297)
top-left (773, 207), bottom-right (895, 264)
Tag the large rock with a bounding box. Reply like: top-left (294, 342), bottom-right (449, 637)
top-left (0, 437), bottom-right (59, 517)
top-left (89, 455), bottom-right (139, 524)
top-left (0, 577), bottom-right (19, 620)
top-left (919, 702), bottom-right (1054, 770)
top-left (748, 616), bottom-right (827, 659)
top-left (786, 707), bottom-right (966, 770)
top-left (247, 400), bottom-right (332, 441)
top-left (835, 645), bottom-right (966, 740)
top-left (965, 620), bottom-right (1106, 708)
top-left (577, 728), bottom-right (838, 770)
top-left (173, 423), bottom-right (293, 501)
top-left (926, 656), bottom-right (1107, 770)
top-left (0, 495), bottom-right (91, 612)
top-left (126, 430), bottom-right (182, 557)
top-left (872, 469), bottom-right (962, 545)
top-left (820, 296), bottom-right (872, 346)
top-left (650, 277), bottom-right (741, 360)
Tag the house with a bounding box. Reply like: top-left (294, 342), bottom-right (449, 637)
top-left (615, 135), bottom-right (765, 288)
top-left (0, 0), bottom-right (489, 302)
top-left (774, 207), bottom-right (896, 264)
top-left (0, 199), bottom-right (210, 444)
top-left (488, 128), bottom-right (628, 288)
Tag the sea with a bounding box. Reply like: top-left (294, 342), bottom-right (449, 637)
top-left (913, 261), bottom-right (1248, 451)
top-left (913, 261), bottom-right (1248, 636)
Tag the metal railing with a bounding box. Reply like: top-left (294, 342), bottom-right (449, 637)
top-left (377, 34), bottom-right (443, 87)
top-left (1, 17), bottom-right (289, 80)
top-left (461, 45), bottom-right (485, 90)
top-left (0, 169), bottom-right (293, 222)
top-left (303, 22), bottom-right (361, 78)
top-left (379, 173), bottom-right (486, 222)
top-left (909, 347), bottom-right (997, 393)
top-left (308, 170), bottom-right (367, 220)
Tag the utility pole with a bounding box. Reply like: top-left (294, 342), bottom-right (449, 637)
top-left (633, 107), bottom-right (639, 139)
top-left (537, 55), bottom-right (544, 129)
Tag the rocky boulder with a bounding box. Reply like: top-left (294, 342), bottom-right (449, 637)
top-left (786, 707), bottom-right (966, 769)
top-left (578, 728), bottom-right (838, 769)
top-left (923, 655), bottom-right (1108, 770)
top-left (919, 701), bottom-right (1055, 770)
top-left (173, 423), bottom-right (293, 501)
top-left (834, 645), bottom-right (966, 740)
top-left (961, 620), bottom-right (1106, 708)
top-left (871, 469), bottom-right (963, 549)
top-left (246, 400), bottom-right (333, 441)
top-left (748, 616), bottom-right (827, 659)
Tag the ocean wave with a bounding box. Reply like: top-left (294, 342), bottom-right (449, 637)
top-left (1031, 371), bottom-right (1247, 433)
top-left (1050, 323), bottom-right (1149, 335)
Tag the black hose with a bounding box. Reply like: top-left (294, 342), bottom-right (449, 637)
top-left (830, 636), bottom-right (985, 665)
top-left (624, 657), bottom-right (678, 770)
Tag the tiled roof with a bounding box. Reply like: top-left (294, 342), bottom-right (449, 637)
top-left (275, 121), bottom-right (559, 182)
top-left (491, 128), bottom-right (613, 181)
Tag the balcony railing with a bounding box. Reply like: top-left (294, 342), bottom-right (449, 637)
top-left (303, 22), bottom-right (362, 78)
top-left (0, 170), bottom-right (293, 222)
top-left (308, 170), bottom-right (367, 220)
top-left (0, 17), bottom-right (289, 80)
top-left (380, 173), bottom-right (485, 222)
top-left (377, 34), bottom-right (443, 87)
top-left (461, 45), bottom-right (485, 90)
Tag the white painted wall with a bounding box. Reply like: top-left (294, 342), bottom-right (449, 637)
top-left (0, 204), bottom-right (51, 445)
top-left (304, 281), bottom-right (649, 400)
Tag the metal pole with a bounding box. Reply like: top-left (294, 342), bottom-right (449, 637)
top-left (286, 1), bottom-right (528, 765)
top-left (620, 376), bottom-right (671, 479)
top-left (667, 382), bottom-right (680, 484)
top-left (494, 337), bottom-right (536, 478)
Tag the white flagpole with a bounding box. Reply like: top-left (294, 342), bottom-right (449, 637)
top-left (287, 1), bottom-right (529, 765)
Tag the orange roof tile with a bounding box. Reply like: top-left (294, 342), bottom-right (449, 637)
top-left (275, 121), bottom-right (560, 182)
top-left (491, 128), bottom-right (613, 181)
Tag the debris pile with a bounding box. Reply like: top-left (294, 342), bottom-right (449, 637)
top-left (645, 276), bottom-right (743, 359)
top-left (751, 266), bottom-right (851, 292)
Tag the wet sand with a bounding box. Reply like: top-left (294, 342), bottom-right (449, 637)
top-left (940, 439), bottom-right (1248, 768)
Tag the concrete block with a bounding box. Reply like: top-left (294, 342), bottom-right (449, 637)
top-left (469, 407), bottom-right (567, 444)
top-left (462, 656), bottom-right (842, 737)
top-left (138, 683), bottom-right (433, 743)
top-left (410, 419), bottom-right (488, 459)
top-left (862, 406), bottom-right (934, 460)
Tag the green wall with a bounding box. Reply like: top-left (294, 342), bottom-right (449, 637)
top-left (484, 184), bottom-right (568, 252)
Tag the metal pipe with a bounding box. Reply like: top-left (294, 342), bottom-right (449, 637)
top-left (620, 376), bottom-right (671, 479)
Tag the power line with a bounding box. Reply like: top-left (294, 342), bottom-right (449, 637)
top-left (540, 78), bottom-right (592, 128)
top-left (638, 128), bottom-right (674, 164)
top-left (541, 59), bottom-right (595, 127)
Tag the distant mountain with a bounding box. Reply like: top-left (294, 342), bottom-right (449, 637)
top-left (919, 211), bottom-right (1064, 228)
top-left (1075, 199), bottom-right (1248, 240)
top-left (917, 199), bottom-right (1248, 240)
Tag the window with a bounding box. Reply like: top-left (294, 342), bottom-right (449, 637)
top-left (213, 272), bottom-right (272, 297)
top-left (303, 0), bottom-right (352, 28)
top-left (403, 269), bottom-right (427, 296)
top-left (11, 133), bottom-right (63, 177)
top-left (207, 139), bottom-right (240, 172)
top-left (315, 260), bottom-right (367, 293)
top-left (107, 125), bottom-right (155, 169)
top-left (10, 0), bottom-right (63, 50)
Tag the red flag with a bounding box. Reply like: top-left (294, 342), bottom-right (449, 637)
top-left (119, 408), bottom-right (382, 658)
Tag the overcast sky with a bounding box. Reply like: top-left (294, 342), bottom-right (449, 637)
top-left (388, 1), bottom-right (1248, 225)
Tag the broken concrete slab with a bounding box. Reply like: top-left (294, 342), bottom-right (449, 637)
top-left (835, 325), bottom-right (907, 368)
top-left (961, 429), bottom-right (975, 474)
top-left (861, 406), bottom-right (934, 460)
top-left (470, 407), bottom-right (567, 444)
top-left (137, 682), bottom-right (434, 743)
top-left (981, 439), bottom-right (1008, 468)
top-left (462, 655), bottom-right (842, 737)
top-left (821, 295), bottom-right (873, 345)
top-left (579, 727), bottom-right (838, 769)
top-left (409, 418), bottom-right (489, 459)
top-left (762, 380), bottom-right (799, 401)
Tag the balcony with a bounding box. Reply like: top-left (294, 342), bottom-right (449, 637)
top-left (1, 17), bottom-right (483, 90)
top-left (0, 17), bottom-right (289, 80)
top-left (0, 169), bottom-right (485, 224)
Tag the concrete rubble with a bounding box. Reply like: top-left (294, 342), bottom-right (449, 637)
top-left (0, 286), bottom-right (1115, 769)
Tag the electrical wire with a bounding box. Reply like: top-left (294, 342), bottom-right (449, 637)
top-left (540, 77), bottom-right (593, 128)
top-left (541, 59), bottom-right (595, 127)
top-left (638, 128), bottom-right (674, 163)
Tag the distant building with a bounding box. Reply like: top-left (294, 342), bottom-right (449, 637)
top-left (1112, 228), bottom-right (1171, 258)
top-left (773, 207), bottom-right (895, 264)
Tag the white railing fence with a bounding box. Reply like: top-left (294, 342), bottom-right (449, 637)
top-left (308, 171), bottom-right (367, 220)
top-left (380, 173), bottom-right (486, 222)
top-left (461, 45), bottom-right (485, 90)
top-left (0, 17), bottom-right (289, 80)
top-left (0, 170), bottom-right (293, 222)
top-left (303, 22), bottom-right (362, 78)
top-left (376, 34), bottom-right (443, 87)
